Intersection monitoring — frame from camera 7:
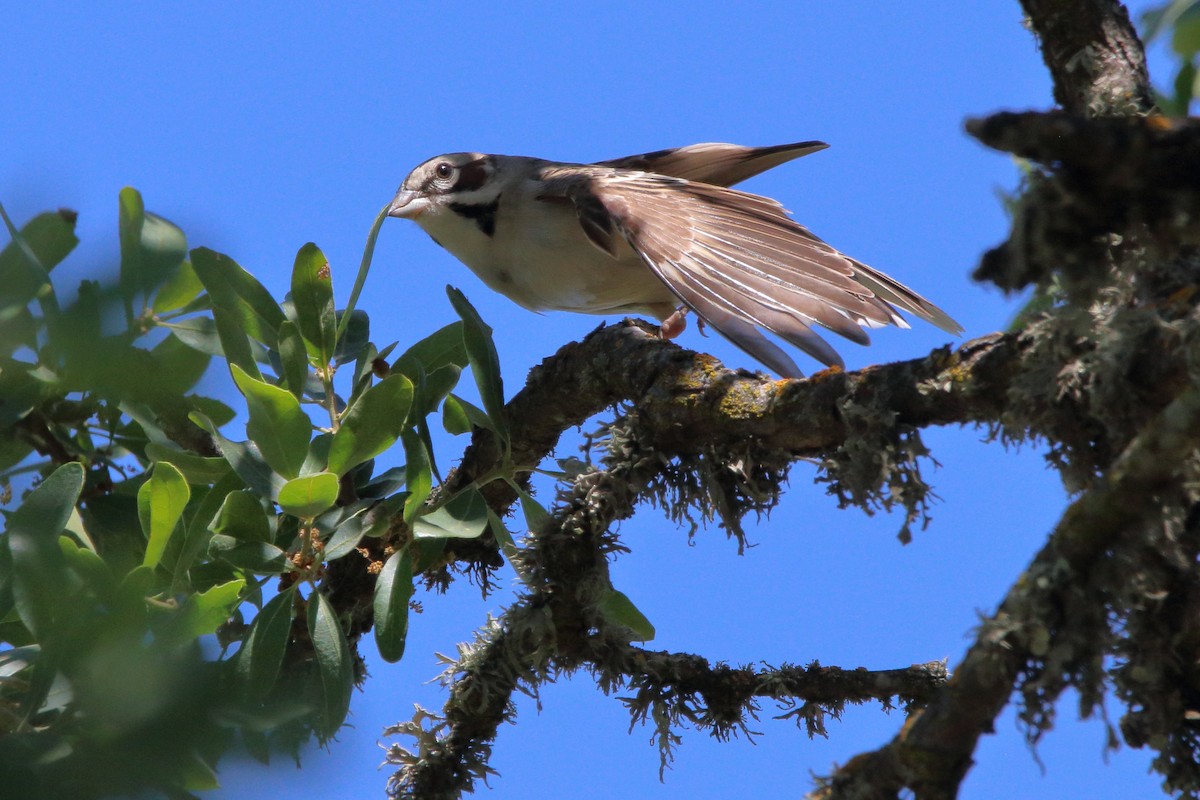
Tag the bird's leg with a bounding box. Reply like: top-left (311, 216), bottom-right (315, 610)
top-left (659, 305), bottom-right (688, 339)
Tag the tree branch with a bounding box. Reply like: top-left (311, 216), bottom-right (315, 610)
top-left (819, 380), bottom-right (1200, 799)
top-left (1018, 0), bottom-right (1153, 115)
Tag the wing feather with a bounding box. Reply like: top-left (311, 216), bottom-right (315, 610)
top-left (569, 172), bottom-right (959, 375)
top-left (595, 141), bottom-right (829, 188)
top-left (538, 163), bottom-right (961, 377)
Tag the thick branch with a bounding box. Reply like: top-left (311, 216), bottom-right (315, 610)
top-left (821, 380), bottom-right (1200, 799)
top-left (385, 418), bottom-right (949, 797)
top-left (1018, 0), bottom-right (1153, 115)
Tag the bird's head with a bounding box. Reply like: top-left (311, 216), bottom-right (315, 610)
top-left (387, 152), bottom-right (496, 222)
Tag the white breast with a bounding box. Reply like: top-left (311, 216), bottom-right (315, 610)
top-left (416, 178), bottom-right (677, 318)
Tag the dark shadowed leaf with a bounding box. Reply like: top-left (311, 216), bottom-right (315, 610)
top-left (446, 286), bottom-right (508, 442)
top-left (277, 319), bottom-right (309, 400)
top-left (307, 592), bottom-right (353, 741)
top-left (191, 247), bottom-right (285, 378)
top-left (401, 430), bottom-right (432, 525)
top-left (190, 247), bottom-right (286, 344)
top-left (333, 309), bottom-right (369, 366)
top-left (144, 442), bottom-right (230, 484)
top-left (373, 547), bottom-right (413, 663)
top-left (0, 210), bottom-right (77, 316)
top-left (172, 470), bottom-right (244, 581)
top-left (208, 534), bottom-right (287, 574)
top-left (322, 516), bottom-right (366, 561)
top-left (412, 485), bottom-right (489, 539)
top-left (235, 586), bottom-right (296, 700)
top-left (149, 332), bottom-right (212, 397)
top-left (119, 188), bottom-right (188, 315)
top-left (6, 463), bottom-right (84, 637)
top-left (190, 412), bottom-right (283, 499)
top-left (512, 484), bottom-right (552, 533)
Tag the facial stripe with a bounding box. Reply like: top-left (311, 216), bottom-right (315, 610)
top-left (452, 158), bottom-right (492, 193)
top-left (449, 195), bottom-right (500, 237)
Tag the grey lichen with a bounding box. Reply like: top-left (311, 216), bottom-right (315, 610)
top-left (815, 395), bottom-right (937, 545)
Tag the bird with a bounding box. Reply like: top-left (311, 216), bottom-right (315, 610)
top-left (387, 141), bottom-right (961, 378)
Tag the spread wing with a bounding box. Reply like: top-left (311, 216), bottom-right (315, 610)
top-left (594, 141), bottom-right (829, 188)
top-left (545, 168), bottom-right (962, 378)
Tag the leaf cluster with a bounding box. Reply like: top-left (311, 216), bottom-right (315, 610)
top-left (0, 191), bottom-right (522, 797)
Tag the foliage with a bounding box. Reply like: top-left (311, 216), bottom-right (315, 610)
top-left (1142, 0), bottom-right (1200, 114)
top-left (0, 191), bottom-right (522, 797)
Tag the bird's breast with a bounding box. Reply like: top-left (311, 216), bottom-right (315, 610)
top-left (421, 192), bottom-right (676, 317)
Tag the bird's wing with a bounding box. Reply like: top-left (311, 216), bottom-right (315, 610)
top-left (594, 141), bottom-right (828, 188)
top-left (543, 169), bottom-right (961, 378)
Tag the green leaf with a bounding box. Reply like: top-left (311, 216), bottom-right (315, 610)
top-left (208, 535), bottom-right (287, 574)
top-left (277, 473), bottom-right (339, 519)
top-left (162, 316), bottom-right (226, 357)
top-left (327, 373), bottom-right (414, 476)
top-left (0, 210), bottom-right (76, 316)
top-left (442, 393), bottom-right (499, 436)
top-left (191, 247), bottom-right (286, 378)
top-left (442, 393), bottom-right (472, 435)
top-left (322, 516), bottom-right (366, 560)
top-left (597, 589), bottom-right (656, 642)
top-left (211, 490), bottom-right (272, 542)
top-left (59, 536), bottom-right (114, 597)
top-left (7, 463), bottom-right (84, 636)
top-left (149, 331), bottom-right (212, 396)
top-left (373, 547), bottom-right (413, 663)
top-left (180, 751), bottom-right (221, 791)
top-left (391, 321), bottom-right (469, 378)
top-left (192, 412), bottom-right (283, 500)
top-left (137, 461), bottom-right (190, 570)
top-left (173, 470), bottom-right (244, 579)
top-left (412, 485), bottom-right (489, 539)
top-left (191, 247), bottom-right (286, 344)
top-left (1172, 1), bottom-right (1200, 58)
top-left (401, 430), bottom-right (432, 525)
top-left (277, 319), bottom-right (309, 400)
top-left (231, 364), bottom-right (312, 479)
top-left (235, 587), bottom-right (296, 700)
top-left (290, 243), bottom-right (336, 365)
top-left (307, 592), bottom-right (353, 741)
top-left (446, 286), bottom-right (508, 442)
top-left (119, 188), bottom-right (188, 317)
top-left (144, 442), bottom-right (230, 484)
top-left (152, 259), bottom-right (204, 313)
top-left (161, 578), bottom-right (246, 646)
top-left (423, 364), bottom-right (462, 414)
top-left (513, 485), bottom-right (552, 533)
top-left (333, 309), bottom-right (370, 366)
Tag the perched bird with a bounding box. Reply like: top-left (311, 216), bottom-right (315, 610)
top-left (387, 141), bottom-right (961, 378)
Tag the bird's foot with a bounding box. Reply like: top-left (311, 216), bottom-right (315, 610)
top-left (659, 307), bottom-right (688, 340)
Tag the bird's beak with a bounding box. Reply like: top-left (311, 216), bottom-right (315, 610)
top-left (387, 190), bottom-right (427, 220)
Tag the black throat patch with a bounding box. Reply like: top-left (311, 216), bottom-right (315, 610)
top-left (449, 194), bottom-right (500, 237)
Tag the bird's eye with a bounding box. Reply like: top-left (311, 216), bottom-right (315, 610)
top-left (435, 162), bottom-right (454, 180)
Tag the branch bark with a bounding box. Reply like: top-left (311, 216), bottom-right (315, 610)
top-left (821, 381), bottom-right (1200, 800)
top-left (1018, 0), bottom-right (1153, 115)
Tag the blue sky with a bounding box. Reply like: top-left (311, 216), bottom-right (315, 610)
top-left (2, 2), bottom-right (1171, 798)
